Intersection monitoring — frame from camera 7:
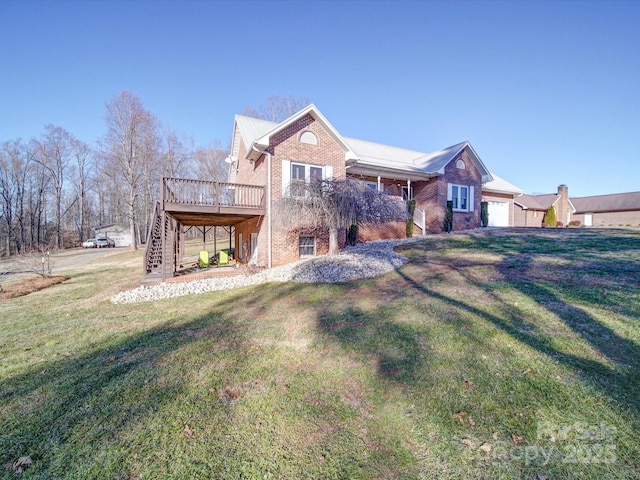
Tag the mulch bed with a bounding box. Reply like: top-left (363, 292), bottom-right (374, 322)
top-left (0, 276), bottom-right (69, 299)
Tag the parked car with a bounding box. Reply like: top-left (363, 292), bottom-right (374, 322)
top-left (82, 238), bottom-right (97, 248)
top-left (95, 236), bottom-right (115, 248)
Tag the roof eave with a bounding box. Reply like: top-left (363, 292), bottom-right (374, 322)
top-left (346, 160), bottom-right (438, 181)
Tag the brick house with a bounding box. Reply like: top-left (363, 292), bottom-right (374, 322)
top-left (514, 185), bottom-right (576, 227)
top-left (571, 191), bottom-right (640, 227)
top-left (513, 185), bottom-right (640, 228)
top-left (144, 104), bottom-right (521, 279)
top-left (228, 104), bottom-right (522, 267)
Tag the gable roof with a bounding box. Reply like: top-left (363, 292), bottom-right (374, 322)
top-left (232, 104), bottom-right (493, 182)
top-left (482, 173), bottom-right (523, 195)
top-left (237, 104), bottom-right (357, 162)
top-left (345, 139), bottom-right (493, 182)
top-left (515, 194), bottom-right (559, 211)
top-left (571, 191), bottom-right (640, 213)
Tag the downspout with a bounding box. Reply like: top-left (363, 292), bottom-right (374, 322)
top-left (252, 146), bottom-right (272, 268)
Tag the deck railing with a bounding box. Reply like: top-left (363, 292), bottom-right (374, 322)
top-left (162, 178), bottom-right (265, 209)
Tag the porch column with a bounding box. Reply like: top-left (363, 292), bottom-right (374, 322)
top-left (407, 179), bottom-right (411, 199)
top-left (377, 175), bottom-right (381, 192)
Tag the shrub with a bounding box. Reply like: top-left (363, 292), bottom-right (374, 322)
top-left (347, 224), bottom-right (358, 246)
top-left (569, 220), bottom-right (581, 227)
top-left (480, 201), bottom-right (489, 227)
top-left (406, 199), bottom-right (416, 237)
top-left (557, 221), bottom-right (564, 227)
top-left (542, 206), bottom-right (557, 227)
top-left (444, 201), bottom-right (453, 233)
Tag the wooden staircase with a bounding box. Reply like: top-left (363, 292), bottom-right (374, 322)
top-left (144, 202), bottom-right (168, 281)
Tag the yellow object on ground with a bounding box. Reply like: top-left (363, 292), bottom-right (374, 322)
top-left (218, 250), bottom-right (228, 266)
top-left (199, 250), bottom-right (209, 268)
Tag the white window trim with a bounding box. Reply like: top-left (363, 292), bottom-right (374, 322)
top-left (447, 183), bottom-right (475, 212)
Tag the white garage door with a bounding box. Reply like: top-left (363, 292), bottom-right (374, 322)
top-left (488, 201), bottom-right (509, 227)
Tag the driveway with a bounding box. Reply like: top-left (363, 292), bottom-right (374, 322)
top-left (0, 247), bottom-right (122, 284)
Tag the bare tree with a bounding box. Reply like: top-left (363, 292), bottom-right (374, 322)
top-left (69, 138), bottom-right (94, 242)
top-left (242, 94), bottom-right (310, 122)
top-left (275, 178), bottom-right (408, 254)
top-left (192, 139), bottom-right (229, 182)
top-left (99, 91), bottom-right (160, 250)
top-left (33, 125), bottom-right (73, 249)
top-left (160, 128), bottom-right (194, 179)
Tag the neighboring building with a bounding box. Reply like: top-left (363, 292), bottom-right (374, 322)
top-left (571, 191), bottom-right (640, 227)
top-left (144, 104), bottom-right (521, 279)
top-left (94, 224), bottom-right (131, 247)
top-left (514, 185), bottom-right (576, 227)
top-left (514, 185), bottom-right (640, 228)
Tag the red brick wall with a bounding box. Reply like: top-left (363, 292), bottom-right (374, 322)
top-left (513, 205), bottom-right (544, 227)
top-left (233, 114), bottom-right (348, 267)
top-left (422, 150), bottom-right (482, 232)
top-left (573, 210), bottom-right (640, 227)
top-left (358, 222), bottom-right (407, 242)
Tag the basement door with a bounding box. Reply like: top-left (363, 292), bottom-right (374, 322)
top-left (487, 201), bottom-right (509, 227)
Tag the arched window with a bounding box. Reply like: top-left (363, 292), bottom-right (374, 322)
top-left (456, 159), bottom-right (466, 170)
top-left (299, 131), bottom-right (318, 145)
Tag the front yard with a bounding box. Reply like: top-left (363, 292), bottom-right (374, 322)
top-left (0, 228), bottom-right (638, 479)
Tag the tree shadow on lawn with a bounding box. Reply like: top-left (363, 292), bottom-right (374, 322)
top-left (394, 233), bottom-right (640, 416)
top-left (0, 285), bottom-right (289, 477)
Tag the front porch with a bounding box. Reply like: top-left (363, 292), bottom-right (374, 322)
top-left (144, 178), bottom-right (265, 282)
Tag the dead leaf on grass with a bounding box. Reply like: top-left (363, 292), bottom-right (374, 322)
top-left (479, 443), bottom-right (492, 452)
top-left (453, 411), bottom-right (468, 423)
top-left (460, 438), bottom-right (474, 449)
top-left (453, 410), bottom-right (475, 426)
top-left (511, 433), bottom-right (526, 445)
top-left (183, 425), bottom-right (193, 438)
top-left (464, 379), bottom-right (475, 388)
top-left (12, 456), bottom-right (32, 473)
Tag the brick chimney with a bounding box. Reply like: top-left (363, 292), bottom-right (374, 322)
top-left (557, 184), bottom-right (570, 226)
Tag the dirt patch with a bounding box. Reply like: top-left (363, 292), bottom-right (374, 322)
top-left (0, 275), bottom-right (69, 299)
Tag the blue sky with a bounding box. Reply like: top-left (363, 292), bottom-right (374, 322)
top-left (1, 0), bottom-right (639, 197)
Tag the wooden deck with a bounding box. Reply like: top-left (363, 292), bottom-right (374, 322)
top-left (144, 177), bottom-right (266, 281)
top-left (162, 177), bottom-right (265, 225)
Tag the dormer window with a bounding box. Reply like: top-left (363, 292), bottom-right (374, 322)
top-left (456, 159), bottom-right (466, 170)
top-left (299, 131), bottom-right (318, 145)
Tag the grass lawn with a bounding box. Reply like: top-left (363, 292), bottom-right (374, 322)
top-left (1, 228), bottom-right (639, 479)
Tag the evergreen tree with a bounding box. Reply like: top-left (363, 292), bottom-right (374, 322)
top-left (444, 201), bottom-right (453, 233)
top-left (406, 199), bottom-right (416, 237)
top-left (543, 206), bottom-right (557, 227)
top-left (481, 201), bottom-right (489, 227)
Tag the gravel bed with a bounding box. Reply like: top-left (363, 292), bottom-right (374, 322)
top-left (111, 237), bottom-right (421, 304)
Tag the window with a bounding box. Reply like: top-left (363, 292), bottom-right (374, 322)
top-left (291, 163), bottom-right (307, 196)
top-left (283, 160), bottom-right (332, 197)
top-left (310, 166), bottom-right (323, 183)
top-left (299, 131), bottom-right (318, 145)
top-left (456, 159), bottom-right (466, 170)
top-left (366, 182), bottom-right (378, 191)
top-left (299, 235), bottom-right (316, 257)
top-left (448, 183), bottom-right (474, 212)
